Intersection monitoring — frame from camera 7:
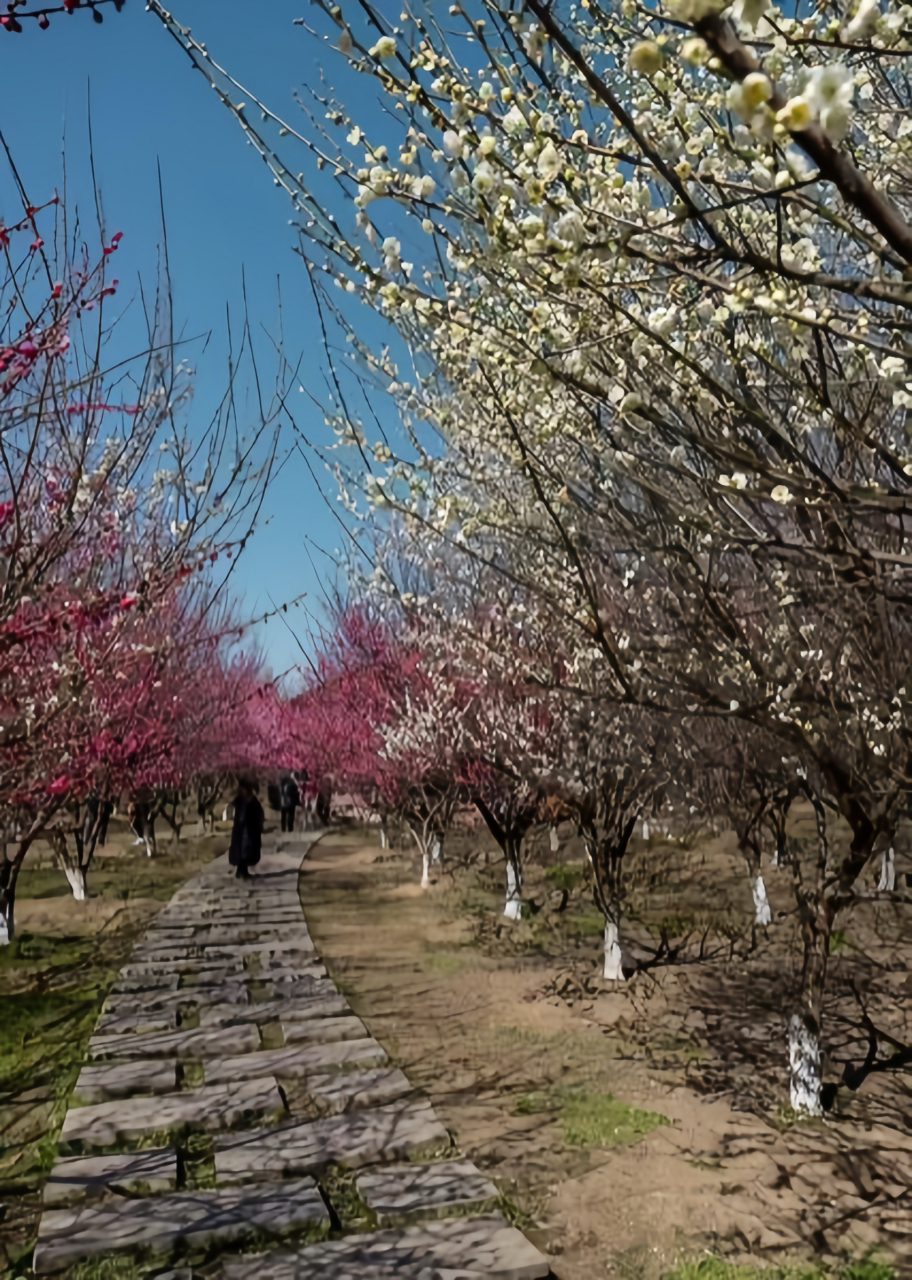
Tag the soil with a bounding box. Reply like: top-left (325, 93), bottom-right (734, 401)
top-left (302, 823), bottom-right (912, 1280)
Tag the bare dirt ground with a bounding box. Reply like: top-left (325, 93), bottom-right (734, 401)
top-left (302, 823), bottom-right (912, 1280)
top-left (0, 818), bottom-right (227, 1276)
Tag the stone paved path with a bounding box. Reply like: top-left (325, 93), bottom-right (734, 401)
top-left (32, 832), bottom-right (552, 1278)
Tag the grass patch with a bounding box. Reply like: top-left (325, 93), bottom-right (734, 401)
top-left (829, 929), bottom-right (851, 954)
top-left (564, 910), bottom-right (605, 939)
top-left (69, 1257), bottom-right (145, 1279)
top-left (318, 1163), bottom-right (377, 1232)
top-left (663, 1259), bottom-right (894, 1280)
top-left (561, 1091), bottom-right (669, 1148)
top-left (843, 1263), bottom-right (895, 1280)
top-left (514, 1091), bottom-right (555, 1116)
top-left (544, 862), bottom-right (584, 892)
top-left (422, 950), bottom-right (470, 975)
top-left (13, 868), bottom-right (70, 900)
top-left (663, 1261), bottom-right (822, 1280)
top-left (514, 1087), bottom-right (669, 1149)
top-left (493, 1192), bottom-right (537, 1231)
top-left (0, 931), bottom-right (97, 977)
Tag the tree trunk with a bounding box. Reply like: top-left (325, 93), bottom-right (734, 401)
top-left (751, 872), bottom-right (772, 926)
top-left (790, 875), bottom-right (829, 1115)
top-left (788, 1010), bottom-right (822, 1115)
top-left (879, 846), bottom-right (896, 892)
top-left (0, 856), bottom-right (15, 944)
top-left (603, 915), bottom-right (625, 981)
top-left (550, 826), bottom-right (560, 853)
top-left (504, 856), bottom-right (523, 920)
top-left (63, 864), bottom-right (88, 901)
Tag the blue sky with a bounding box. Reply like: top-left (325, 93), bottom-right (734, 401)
top-left (0, 0), bottom-right (386, 681)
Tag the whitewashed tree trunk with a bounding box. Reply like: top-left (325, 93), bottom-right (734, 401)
top-left (0, 902), bottom-right (11, 944)
top-left (64, 866), bottom-right (88, 901)
top-left (222, 806), bottom-right (230, 822)
top-left (751, 873), bottom-right (772, 926)
top-left (641, 820), bottom-right (650, 841)
top-left (603, 919), bottom-right (625, 981)
top-left (420, 851), bottom-right (430, 889)
top-left (503, 862), bottom-right (523, 920)
top-left (878, 847), bottom-right (895, 892)
top-left (380, 826), bottom-right (388, 850)
top-left (550, 827), bottom-right (559, 853)
top-left (788, 1013), bottom-right (822, 1115)
top-left (431, 838), bottom-right (442, 863)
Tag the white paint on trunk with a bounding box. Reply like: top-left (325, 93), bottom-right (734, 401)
top-left (431, 838), bottom-right (442, 863)
top-left (879, 846), bottom-right (896, 892)
top-left (641, 820), bottom-right (650, 841)
top-left (751, 873), bottom-right (772, 926)
top-left (420, 852), bottom-right (430, 890)
top-left (0, 906), bottom-right (9, 945)
top-left (603, 919), bottom-right (626, 981)
top-left (64, 866), bottom-right (88, 901)
top-left (132, 837), bottom-right (145, 847)
top-left (503, 863), bottom-right (523, 920)
top-left (144, 837), bottom-right (153, 858)
top-left (550, 827), bottom-right (560, 853)
top-left (788, 1013), bottom-right (822, 1116)
top-left (222, 806), bottom-right (230, 822)
top-left (380, 827), bottom-right (387, 850)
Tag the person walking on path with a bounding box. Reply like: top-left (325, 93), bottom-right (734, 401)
top-left (279, 773), bottom-right (300, 833)
top-left (228, 778), bottom-right (264, 880)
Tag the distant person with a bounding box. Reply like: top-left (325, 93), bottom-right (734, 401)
top-left (279, 773), bottom-right (300, 833)
top-left (127, 795), bottom-right (154, 856)
top-left (228, 778), bottom-right (264, 880)
top-left (316, 776), bottom-right (332, 826)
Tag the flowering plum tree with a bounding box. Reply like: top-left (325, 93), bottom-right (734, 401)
top-left (0, 193), bottom-right (283, 936)
top-left (1, 0), bottom-right (124, 34)
top-left (151, 0), bottom-right (912, 1113)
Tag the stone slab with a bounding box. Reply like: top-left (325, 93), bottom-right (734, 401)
top-left (215, 1099), bottom-right (448, 1182)
top-left (281, 1015), bottom-right (367, 1047)
top-left (305, 1066), bottom-right (412, 1116)
top-left (177, 967), bottom-right (250, 987)
top-left (43, 1147), bottom-right (176, 1206)
top-left (59, 1076), bottom-right (286, 1147)
top-left (220, 1216), bottom-right (551, 1279)
top-left (89, 1023), bottom-right (260, 1062)
top-left (73, 1060), bottom-right (176, 1104)
top-left (198, 995), bottom-right (348, 1028)
top-left (204, 1037), bottom-right (386, 1086)
top-left (100, 982), bottom-right (249, 1015)
top-left (138, 925), bottom-right (314, 950)
top-left (120, 957), bottom-right (247, 978)
top-left (33, 1177), bottom-right (327, 1274)
top-left (357, 1160), bottom-right (499, 1224)
top-left (93, 1009), bottom-right (175, 1036)
top-left (253, 966), bottom-right (329, 986)
top-left (109, 974), bottom-right (180, 995)
top-left (203, 939), bottom-right (316, 959)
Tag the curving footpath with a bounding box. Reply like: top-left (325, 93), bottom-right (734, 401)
top-left (32, 831), bottom-right (552, 1278)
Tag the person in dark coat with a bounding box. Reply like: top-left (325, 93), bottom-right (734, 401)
top-left (228, 778), bottom-right (264, 880)
top-left (279, 774), bottom-right (300, 833)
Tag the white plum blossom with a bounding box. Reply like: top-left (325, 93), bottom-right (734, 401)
top-left (369, 35), bottom-right (396, 59)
